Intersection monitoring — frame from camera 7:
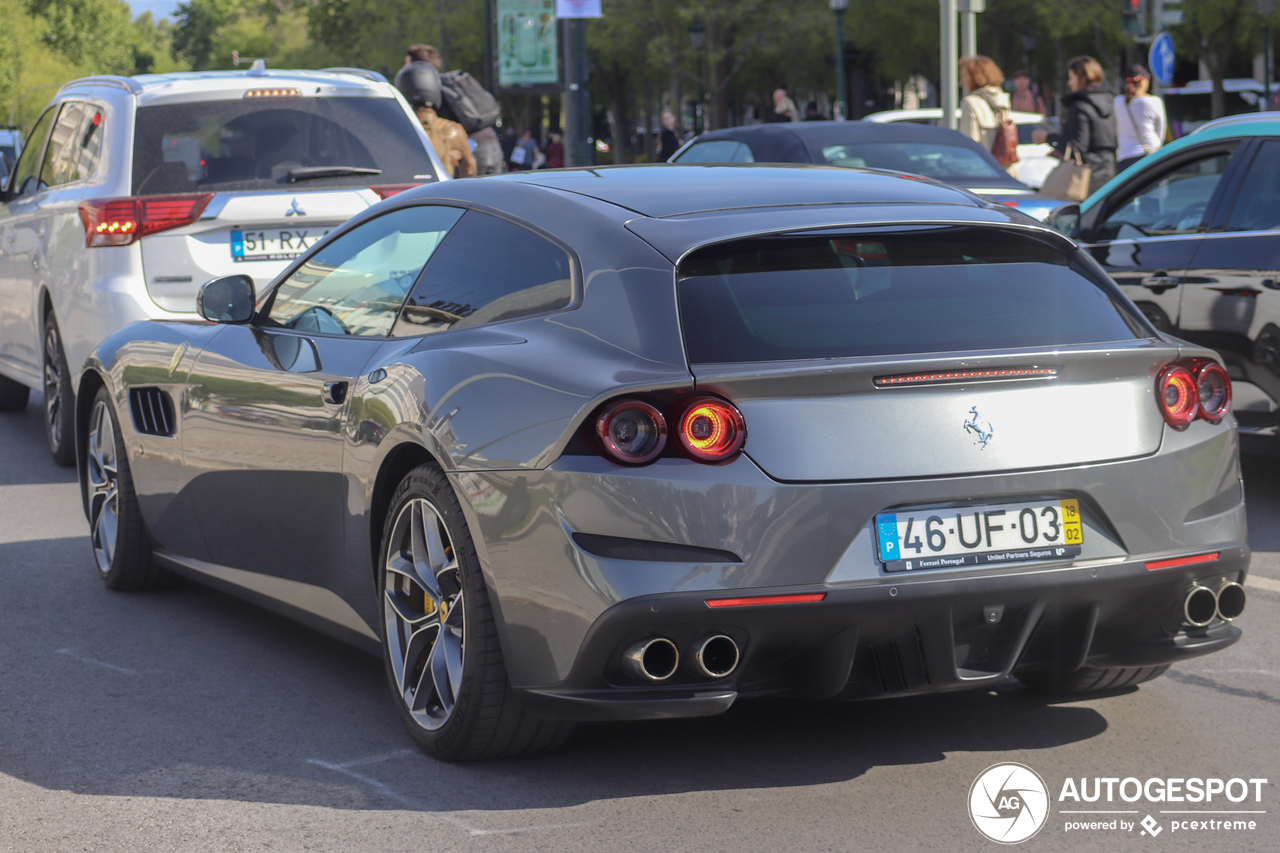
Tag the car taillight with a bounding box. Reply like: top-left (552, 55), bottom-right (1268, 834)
top-left (596, 400), bottom-right (667, 464)
top-left (370, 185), bottom-right (420, 199)
top-left (677, 397), bottom-right (746, 462)
top-left (1157, 359), bottom-right (1231, 430)
top-left (79, 193), bottom-right (213, 248)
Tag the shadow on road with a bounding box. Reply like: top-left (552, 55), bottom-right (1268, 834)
top-left (1243, 453), bottom-right (1280, 551)
top-left (0, 392), bottom-right (77, 486)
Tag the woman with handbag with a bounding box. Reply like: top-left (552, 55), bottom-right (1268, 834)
top-left (958, 55), bottom-right (1020, 178)
top-left (1115, 65), bottom-right (1166, 172)
top-left (1032, 56), bottom-right (1118, 200)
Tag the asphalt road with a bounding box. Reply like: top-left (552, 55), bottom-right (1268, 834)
top-left (2, 392), bottom-right (1279, 852)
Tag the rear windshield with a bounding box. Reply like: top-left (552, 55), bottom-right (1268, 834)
top-left (677, 226), bottom-right (1145, 364)
top-left (820, 142), bottom-right (1003, 180)
top-left (131, 97), bottom-right (437, 196)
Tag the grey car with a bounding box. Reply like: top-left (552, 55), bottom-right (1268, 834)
top-left (78, 164), bottom-right (1249, 761)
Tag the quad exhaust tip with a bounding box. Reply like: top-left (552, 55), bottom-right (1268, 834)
top-left (621, 637), bottom-right (679, 682)
top-left (689, 634), bottom-right (740, 679)
top-left (1216, 581), bottom-right (1246, 621)
top-left (1184, 585), bottom-right (1218, 628)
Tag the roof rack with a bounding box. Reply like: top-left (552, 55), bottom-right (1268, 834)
top-left (59, 76), bottom-right (143, 95)
top-left (319, 67), bottom-right (389, 84)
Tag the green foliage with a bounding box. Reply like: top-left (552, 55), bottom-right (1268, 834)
top-left (25, 0), bottom-right (137, 73)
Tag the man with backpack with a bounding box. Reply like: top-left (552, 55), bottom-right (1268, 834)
top-left (406, 45), bottom-right (504, 175)
top-left (397, 56), bottom-right (476, 177)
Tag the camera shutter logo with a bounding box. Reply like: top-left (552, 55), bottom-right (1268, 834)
top-left (969, 762), bottom-right (1050, 844)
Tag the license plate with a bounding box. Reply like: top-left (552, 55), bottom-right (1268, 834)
top-left (230, 228), bottom-right (329, 262)
top-left (876, 498), bottom-right (1083, 573)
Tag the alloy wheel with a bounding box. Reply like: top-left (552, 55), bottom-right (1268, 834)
top-left (44, 324), bottom-right (64, 440)
top-left (87, 399), bottom-right (119, 575)
top-left (383, 497), bottom-right (465, 731)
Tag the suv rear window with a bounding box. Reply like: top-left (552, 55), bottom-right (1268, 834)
top-left (131, 96), bottom-right (437, 195)
top-left (677, 226), bottom-right (1145, 364)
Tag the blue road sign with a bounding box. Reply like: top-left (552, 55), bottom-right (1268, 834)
top-left (1150, 32), bottom-right (1175, 87)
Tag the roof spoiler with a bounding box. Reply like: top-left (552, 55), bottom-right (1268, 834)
top-left (59, 76), bottom-right (143, 95)
top-left (320, 67), bottom-right (389, 84)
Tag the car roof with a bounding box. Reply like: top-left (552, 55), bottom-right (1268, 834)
top-left (1081, 118), bottom-right (1280, 212)
top-left (1189, 111), bottom-right (1280, 135)
top-left (58, 68), bottom-right (392, 107)
top-left (864, 108), bottom-right (1048, 125)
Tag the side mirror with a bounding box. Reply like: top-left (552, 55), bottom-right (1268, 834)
top-left (197, 275), bottom-right (256, 324)
top-left (1049, 203), bottom-right (1081, 239)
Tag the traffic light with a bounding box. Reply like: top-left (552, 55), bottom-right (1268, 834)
top-left (1122, 0), bottom-right (1148, 36)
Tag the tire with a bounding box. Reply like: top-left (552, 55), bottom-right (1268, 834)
top-left (43, 313), bottom-right (76, 466)
top-left (1016, 664), bottom-right (1169, 696)
top-left (85, 387), bottom-right (171, 591)
top-left (378, 463), bottom-right (574, 760)
top-left (0, 373), bottom-right (30, 412)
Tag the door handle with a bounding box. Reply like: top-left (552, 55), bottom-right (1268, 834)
top-left (1141, 275), bottom-right (1180, 293)
top-left (322, 381), bottom-right (348, 405)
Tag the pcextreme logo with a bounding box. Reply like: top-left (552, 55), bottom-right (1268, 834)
top-left (969, 762), bottom-right (1051, 844)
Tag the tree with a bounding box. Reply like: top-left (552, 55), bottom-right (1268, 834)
top-left (25, 0), bottom-right (136, 74)
top-left (1178, 0), bottom-right (1260, 117)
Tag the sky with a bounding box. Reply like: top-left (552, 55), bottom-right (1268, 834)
top-left (130, 0), bottom-right (180, 21)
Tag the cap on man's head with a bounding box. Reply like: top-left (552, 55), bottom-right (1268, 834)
top-left (1126, 64), bottom-right (1151, 82)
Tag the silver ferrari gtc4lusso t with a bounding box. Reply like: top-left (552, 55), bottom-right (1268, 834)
top-left (76, 165), bottom-right (1249, 760)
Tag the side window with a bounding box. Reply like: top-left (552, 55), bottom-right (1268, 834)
top-left (1097, 152), bottom-right (1232, 240)
top-left (8, 108), bottom-right (56, 198)
top-left (40, 103), bottom-right (104, 188)
top-left (266, 205), bottom-right (464, 337)
top-left (1223, 141), bottom-right (1280, 232)
top-left (394, 211), bottom-right (574, 337)
top-left (674, 140), bottom-right (753, 163)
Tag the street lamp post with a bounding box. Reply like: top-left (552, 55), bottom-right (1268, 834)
top-left (688, 20), bottom-right (706, 135)
top-left (1263, 0), bottom-right (1276, 112)
top-left (830, 0), bottom-right (849, 120)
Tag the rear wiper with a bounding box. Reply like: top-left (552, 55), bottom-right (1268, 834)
top-left (286, 166), bottom-right (382, 183)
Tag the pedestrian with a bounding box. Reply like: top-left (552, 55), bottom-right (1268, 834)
top-left (1115, 64), bottom-right (1166, 172)
top-left (769, 88), bottom-right (798, 123)
top-left (657, 110), bottom-right (683, 161)
top-left (406, 44), bottom-right (504, 175)
top-left (958, 55), bottom-right (1019, 178)
top-left (803, 101), bottom-right (825, 121)
top-left (544, 132), bottom-right (565, 168)
top-left (394, 59), bottom-right (476, 178)
top-left (1010, 70), bottom-right (1047, 115)
top-left (500, 126), bottom-right (518, 170)
top-left (1033, 56), bottom-right (1117, 196)
top-left (510, 129), bottom-right (539, 171)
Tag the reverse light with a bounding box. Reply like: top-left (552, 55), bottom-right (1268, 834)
top-left (1193, 361), bottom-right (1231, 423)
top-left (79, 194), bottom-right (213, 248)
top-left (677, 397), bottom-right (746, 462)
top-left (596, 400), bottom-right (667, 464)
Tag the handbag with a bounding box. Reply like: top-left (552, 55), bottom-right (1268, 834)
top-left (990, 105), bottom-right (1020, 167)
top-left (1041, 145), bottom-right (1092, 202)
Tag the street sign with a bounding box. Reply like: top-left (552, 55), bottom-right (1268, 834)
top-left (1149, 31), bottom-right (1175, 87)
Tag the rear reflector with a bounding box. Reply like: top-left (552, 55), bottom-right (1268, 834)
top-left (1145, 552), bottom-right (1219, 571)
top-left (79, 194), bottom-right (213, 247)
top-left (705, 593), bottom-right (826, 608)
top-left (875, 367), bottom-right (1057, 387)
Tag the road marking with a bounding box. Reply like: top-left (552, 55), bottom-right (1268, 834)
top-left (308, 754), bottom-right (596, 836)
top-left (1247, 574), bottom-right (1280, 593)
top-left (1199, 669), bottom-right (1280, 678)
top-left (55, 648), bottom-right (139, 675)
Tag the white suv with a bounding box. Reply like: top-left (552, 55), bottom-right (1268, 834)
top-left (0, 65), bottom-right (447, 463)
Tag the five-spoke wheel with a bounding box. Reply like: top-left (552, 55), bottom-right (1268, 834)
top-left (87, 398), bottom-right (120, 575)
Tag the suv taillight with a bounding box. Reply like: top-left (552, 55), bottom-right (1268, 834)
top-left (79, 193), bottom-right (213, 248)
top-left (370, 185), bottom-right (420, 200)
top-left (1157, 359), bottom-right (1232, 430)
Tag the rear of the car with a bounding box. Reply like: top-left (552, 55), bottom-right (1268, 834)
top-left (83, 71), bottom-right (443, 314)
top-left (515, 213), bottom-right (1246, 720)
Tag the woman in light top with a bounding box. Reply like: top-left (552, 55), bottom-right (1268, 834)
top-left (1115, 65), bottom-right (1167, 172)
top-left (958, 55), bottom-right (1019, 178)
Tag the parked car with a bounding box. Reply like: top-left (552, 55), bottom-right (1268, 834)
top-left (0, 126), bottom-right (22, 165)
top-left (863, 107), bottom-right (1059, 188)
top-left (0, 65), bottom-right (448, 464)
top-left (1163, 79), bottom-right (1280, 137)
top-left (1049, 118), bottom-right (1280, 454)
top-left (81, 164), bottom-right (1247, 761)
top-left (669, 121), bottom-right (1068, 221)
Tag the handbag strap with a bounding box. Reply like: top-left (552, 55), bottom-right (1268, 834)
top-left (1125, 98), bottom-right (1154, 154)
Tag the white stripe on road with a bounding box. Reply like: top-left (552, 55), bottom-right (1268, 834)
top-left (1248, 574), bottom-right (1280, 594)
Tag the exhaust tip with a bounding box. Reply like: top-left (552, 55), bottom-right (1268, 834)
top-left (1184, 585), bottom-right (1218, 628)
top-left (621, 637), bottom-right (679, 682)
top-left (1216, 581), bottom-right (1247, 621)
top-left (691, 634), bottom-right (740, 679)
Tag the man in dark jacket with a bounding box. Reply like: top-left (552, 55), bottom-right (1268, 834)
top-left (1034, 56), bottom-right (1117, 195)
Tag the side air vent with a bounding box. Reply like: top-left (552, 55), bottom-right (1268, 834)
top-left (129, 388), bottom-right (176, 437)
top-left (572, 533), bottom-right (740, 563)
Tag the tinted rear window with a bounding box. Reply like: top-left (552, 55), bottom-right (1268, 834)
top-left (677, 226), bottom-right (1144, 364)
top-left (131, 97), bottom-right (437, 195)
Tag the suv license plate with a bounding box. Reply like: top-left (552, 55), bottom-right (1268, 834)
top-left (230, 228), bottom-right (329, 262)
top-left (876, 499), bottom-right (1083, 573)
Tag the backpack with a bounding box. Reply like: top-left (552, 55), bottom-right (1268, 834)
top-left (436, 70), bottom-right (501, 134)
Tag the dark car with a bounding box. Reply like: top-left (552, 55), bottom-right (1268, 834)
top-left (1049, 118), bottom-right (1280, 454)
top-left (79, 165), bottom-right (1246, 762)
top-left (669, 121), bottom-right (1067, 221)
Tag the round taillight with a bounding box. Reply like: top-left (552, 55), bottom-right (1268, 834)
top-left (1157, 364), bottom-right (1199, 430)
top-left (1194, 361), bottom-right (1231, 423)
top-left (596, 400), bottom-right (667, 464)
top-left (677, 397), bottom-right (746, 462)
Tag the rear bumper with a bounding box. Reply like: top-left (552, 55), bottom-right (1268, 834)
top-left (514, 546), bottom-right (1246, 721)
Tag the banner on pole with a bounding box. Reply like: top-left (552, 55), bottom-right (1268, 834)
top-left (556, 0), bottom-right (601, 17)
top-left (497, 0), bottom-right (560, 87)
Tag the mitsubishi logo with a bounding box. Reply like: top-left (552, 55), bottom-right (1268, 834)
top-left (285, 198), bottom-right (306, 217)
top-left (964, 406), bottom-right (995, 449)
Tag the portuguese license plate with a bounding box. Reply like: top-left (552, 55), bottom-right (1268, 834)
top-left (230, 228), bottom-right (329, 262)
top-left (876, 498), bottom-right (1083, 573)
